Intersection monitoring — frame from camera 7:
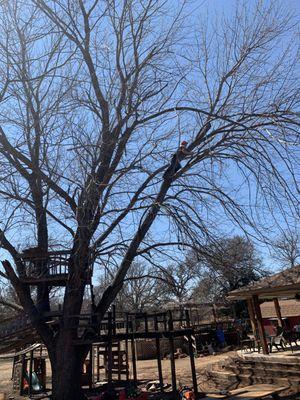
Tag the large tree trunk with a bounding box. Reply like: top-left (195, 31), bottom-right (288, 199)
top-left (49, 336), bottom-right (88, 400)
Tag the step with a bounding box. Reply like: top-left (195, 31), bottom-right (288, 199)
top-left (240, 353), bottom-right (300, 364)
top-left (219, 365), bottom-right (300, 380)
top-left (236, 358), bottom-right (300, 369)
top-left (208, 371), bottom-right (252, 385)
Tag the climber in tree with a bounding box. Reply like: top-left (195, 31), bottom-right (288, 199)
top-left (163, 140), bottom-right (193, 178)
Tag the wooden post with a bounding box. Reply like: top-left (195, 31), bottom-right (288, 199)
top-left (125, 313), bottom-right (129, 380)
top-left (273, 298), bottom-right (283, 327)
top-left (168, 311), bottom-right (177, 393)
top-left (130, 315), bottom-right (137, 383)
top-left (21, 354), bottom-right (26, 396)
top-left (163, 313), bottom-right (167, 331)
top-left (246, 298), bottom-right (257, 334)
top-left (89, 346), bottom-right (93, 389)
top-left (154, 314), bottom-right (164, 391)
top-left (185, 310), bottom-right (198, 397)
top-left (131, 334), bottom-right (137, 383)
top-left (28, 350), bottom-right (34, 396)
top-left (112, 305), bottom-right (116, 335)
top-left (252, 295), bottom-right (269, 355)
top-left (212, 304), bottom-right (217, 325)
top-left (107, 312), bottom-right (113, 387)
top-left (96, 345), bottom-right (100, 382)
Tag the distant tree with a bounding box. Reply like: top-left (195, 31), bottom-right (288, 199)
top-left (0, 285), bottom-right (22, 321)
top-left (193, 236), bottom-right (265, 304)
top-left (97, 262), bottom-right (164, 313)
top-left (271, 229), bottom-right (300, 269)
top-left (159, 254), bottom-right (198, 305)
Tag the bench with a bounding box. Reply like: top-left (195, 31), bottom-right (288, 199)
top-left (204, 384), bottom-right (289, 400)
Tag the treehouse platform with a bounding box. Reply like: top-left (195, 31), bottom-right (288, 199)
top-left (19, 248), bottom-right (93, 285)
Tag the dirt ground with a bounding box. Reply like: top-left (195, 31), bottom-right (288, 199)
top-left (0, 351), bottom-right (236, 398)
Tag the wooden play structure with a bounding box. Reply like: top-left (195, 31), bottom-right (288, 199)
top-left (1, 307), bottom-right (200, 396)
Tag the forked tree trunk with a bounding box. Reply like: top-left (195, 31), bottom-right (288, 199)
top-left (49, 335), bottom-right (88, 400)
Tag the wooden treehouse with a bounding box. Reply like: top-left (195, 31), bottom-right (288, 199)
top-left (20, 248), bottom-right (93, 285)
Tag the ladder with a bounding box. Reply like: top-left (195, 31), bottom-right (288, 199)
top-left (96, 341), bottom-right (129, 382)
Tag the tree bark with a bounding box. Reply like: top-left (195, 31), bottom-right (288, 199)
top-left (49, 337), bottom-right (87, 400)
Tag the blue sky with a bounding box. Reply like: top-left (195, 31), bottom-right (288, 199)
top-left (0, 0), bottom-right (299, 283)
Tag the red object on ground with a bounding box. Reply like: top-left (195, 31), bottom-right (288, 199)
top-left (119, 390), bottom-right (126, 400)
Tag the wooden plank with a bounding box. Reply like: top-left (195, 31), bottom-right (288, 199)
top-left (230, 384), bottom-right (288, 398)
top-left (204, 385), bottom-right (289, 400)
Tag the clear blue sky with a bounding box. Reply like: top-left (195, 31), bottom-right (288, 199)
top-left (0, 0), bottom-right (299, 280)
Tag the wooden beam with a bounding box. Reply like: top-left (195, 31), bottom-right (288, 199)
top-left (107, 312), bottom-right (113, 387)
top-left (28, 350), bottom-right (34, 396)
top-left (154, 315), bottom-right (164, 392)
top-left (125, 313), bottom-right (129, 381)
top-left (168, 311), bottom-right (177, 392)
top-left (252, 295), bottom-right (269, 355)
top-left (273, 298), bottom-right (283, 327)
top-left (96, 345), bottom-right (100, 382)
top-left (247, 298), bottom-right (257, 334)
top-left (212, 304), bottom-right (217, 324)
top-left (130, 334), bottom-right (137, 383)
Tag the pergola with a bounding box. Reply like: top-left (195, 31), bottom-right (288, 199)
top-left (227, 265), bottom-right (300, 354)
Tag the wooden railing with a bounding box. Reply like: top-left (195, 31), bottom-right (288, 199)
top-left (21, 250), bottom-right (95, 281)
top-left (22, 250), bottom-right (70, 279)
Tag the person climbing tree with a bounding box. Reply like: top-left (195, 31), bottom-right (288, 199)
top-left (163, 140), bottom-right (193, 178)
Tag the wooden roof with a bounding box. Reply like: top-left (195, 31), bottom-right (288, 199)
top-left (260, 299), bottom-right (300, 319)
top-left (227, 265), bottom-right (300, 300)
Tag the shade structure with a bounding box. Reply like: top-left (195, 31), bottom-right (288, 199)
top-left (227, 265), bottom-right (300, 355)
top-left (227, 265), bottom-right (300, 301)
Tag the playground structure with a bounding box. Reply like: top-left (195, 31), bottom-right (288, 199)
top-left (0, 308), bottom-right (199, 397)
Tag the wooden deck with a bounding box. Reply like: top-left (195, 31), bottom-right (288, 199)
top-left (238, 342), bottom-right (300, 362)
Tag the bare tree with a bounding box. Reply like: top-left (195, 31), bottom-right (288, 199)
top-left (272, 229), bottom-right (300, 268)
top-left (157, 255), bottom-right (199, 305)
top-left (97, 261), bottom-right (164, 312)
top-left (0, 1), bottom-right (298, 398)
top-left (193, 236), bottom-right (265, 303)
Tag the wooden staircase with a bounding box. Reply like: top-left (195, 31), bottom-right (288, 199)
top-left (205, 353), bottom-right (300, 395)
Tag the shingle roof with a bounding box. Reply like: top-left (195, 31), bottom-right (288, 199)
top-left (227, 265), bottom-right (300, 300)
top-left (260, 299), bottom-right (300, 318)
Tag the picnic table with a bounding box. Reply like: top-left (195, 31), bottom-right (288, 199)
top-left (203, 384), bottom-right (288, 400)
